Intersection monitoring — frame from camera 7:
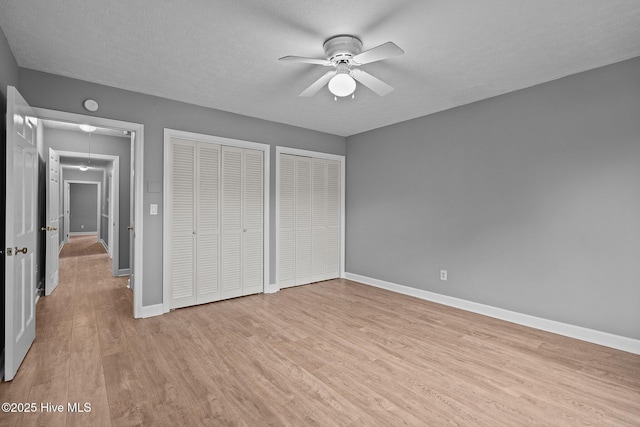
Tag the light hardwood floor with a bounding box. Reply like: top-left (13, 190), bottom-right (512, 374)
top-left (1, 237), bottom-right (639, 426)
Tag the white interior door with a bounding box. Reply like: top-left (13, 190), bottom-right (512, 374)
top-left (169, 139), bottom-right (196, 309)
top-left (278, 154), bottom-right (296, 288)
top-left (196, 141), bottom-right (221, 304)
top-left (295, 157), bottom-right (312, 286)
top-left (241, 149), bottom-right (263, 296)
top-left (45, 147), bottom-right (60, 295)
top-left (129, 133), bottom-right (135, 290)
top-left (4, 86), bottom-right (38, 381)
top-left (221, 146), bottom-right (243, 300)
top-left (311, 158), bottom-right (327, 283)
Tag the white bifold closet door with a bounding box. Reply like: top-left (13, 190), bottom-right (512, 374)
top-left (169, 138), bottom-right (262, 309)
top-left (279, 154), bottom-right (340, 288)
top-left (221, 146), bottom-right (263, 300)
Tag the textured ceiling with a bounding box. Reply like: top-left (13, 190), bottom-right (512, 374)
top-left (2, 0), bottom-right (640, 137)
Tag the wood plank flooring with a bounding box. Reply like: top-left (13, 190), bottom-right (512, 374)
top-left (1, 237), bottom-right (639, 426)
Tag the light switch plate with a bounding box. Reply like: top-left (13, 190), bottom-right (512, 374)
top-left (150, 204), bottom-right (158, 215)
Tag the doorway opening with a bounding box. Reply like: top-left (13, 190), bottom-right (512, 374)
top-left (34, 108), bottom-right (144, 318)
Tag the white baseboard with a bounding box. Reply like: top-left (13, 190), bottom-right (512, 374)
top-left (264, 283), bottom-right (280, 294)
top-left (69, 231), bottom-right (97, 236)
top-left (140, 304), bottom-right (163, 318)
top-left (345, 272), bottom-right (640, 355)
top-left (99, 239), bottom-right (109, 253)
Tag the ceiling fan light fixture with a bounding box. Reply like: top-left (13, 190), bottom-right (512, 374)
top-left (328, 73), bottom-right (356, 97)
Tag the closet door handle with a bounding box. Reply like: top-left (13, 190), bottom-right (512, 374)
top-left (15, 247), bottom-right (28, 255)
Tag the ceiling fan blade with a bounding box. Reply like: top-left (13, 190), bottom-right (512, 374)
top-left (350, 69), bottom-right (394, 96)
top-left (299, 70), bottom-right (337, 97)
top-left (279, 56), bottom-right (332, 66)
top-left (352, 42), bottom-right (404, 65)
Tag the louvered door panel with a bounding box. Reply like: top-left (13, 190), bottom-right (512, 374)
top-left (311, 229), bottom-right (326, 281)
top-left (221, 233), bottom-right (242, 298)
top-left (326, 227), bottom-right (340, 278)
top-left (242, 231), bottom-right (263, 295)
top-left (221, 146), bottom-right (243, 299)
top-left (196, 142), bottom-right (220, 303)
top-left (280, 155), bottom-right (296, 229)
top-left (243, 149), bottom-right (263, 231)
top-left (326, 160), bottom-right (341, 278)
top-left (279, 154), bottom-right (296, 288)
top-left (311, 159), bottom-right (327, 282)
top-left (242, 149), bottom-right (263, 295)
top-left (170, 139), bottom-right (196, 308)
top-left (295, 157), bottom-right (312, 285)
top-left (312, 159), bottom-right (327, 228)
top-left (279, 229), bottom-right (295, 287)
top-left (327, 160), bottom-right (341, 228)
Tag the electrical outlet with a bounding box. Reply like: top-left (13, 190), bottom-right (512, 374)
top-left (440, 270), bottom-right (448, 281)
top-left (80, 224), bottom-right (84, 229)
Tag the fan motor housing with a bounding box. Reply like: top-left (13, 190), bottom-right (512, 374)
top-left (323, 35), bottom-right (362, 63)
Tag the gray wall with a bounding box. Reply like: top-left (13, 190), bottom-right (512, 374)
top-left (69, 183), bottom-right (98, 232)
top-left (346, 57), bottom-right (640, 339)
top-left (19, 69), bottom-right (346, 306)
top-left (0, 21), bottom-right (19, 359)
top-left (47, 128), bottom-right (131, 268)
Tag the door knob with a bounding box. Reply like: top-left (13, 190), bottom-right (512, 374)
top-left (15, 247), bottom-right (28, 254)
top-left (128, 226), bottom-right (134, 231)
top-left (41, 226), bottom-right (49, 231)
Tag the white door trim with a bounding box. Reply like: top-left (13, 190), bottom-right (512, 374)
top-left (58, 152), bottom-right (119, 275)
top-left (163, 128), bottom-right (270, 314)
top-left (64, 180), bottom-right (101, 245)
top-left (33, 107), bottom-right (145, 319)
top-left (275, 147), bottom-right (346, 292)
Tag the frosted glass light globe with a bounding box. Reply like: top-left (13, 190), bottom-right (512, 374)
top-left (328, 73), bottom-right (356, 97)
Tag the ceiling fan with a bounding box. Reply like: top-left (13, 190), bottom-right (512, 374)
top-left (279, 35), bottom-right (404, 99)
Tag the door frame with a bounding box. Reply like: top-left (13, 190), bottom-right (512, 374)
top-left (162, 128), bottom-right (270, 313)
top-left (59, 152), bottom-right (119, 275)
top-left (64, 180), bottom-right (101, 241)
top-left (275, 147), bottom-right (346, 291)
top-left (33, 107), bottom-right (145, 319)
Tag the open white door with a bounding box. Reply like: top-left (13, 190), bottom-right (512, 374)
top-left (4, 86), bottom-right (38, 381)
top-left (45, 147), bottom-right (60, 295)
top-left (128, 132), bottom-right (135, 290)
